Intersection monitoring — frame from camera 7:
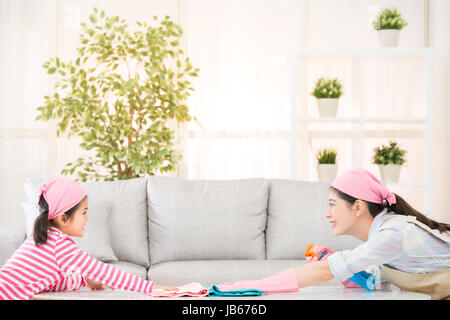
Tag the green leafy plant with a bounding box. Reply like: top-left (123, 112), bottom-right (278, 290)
top-left (372, 6), bottom-right (408, 30)
top-left (36, 8), bottom-right (199, 181)
top-left (373, 140), bottom-right (406, 165)
top-left (311, 77), bottom-right (343, 99)
top-left (316, 148), bottom-right (338, 164)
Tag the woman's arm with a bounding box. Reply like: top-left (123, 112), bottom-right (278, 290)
top-left (295, 260), bottom-right (334, 288)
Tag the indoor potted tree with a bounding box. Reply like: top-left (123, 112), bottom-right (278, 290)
top-left (36, 9), bottom-right (199, 181)
top-left (372, 140), bottom-right (407, 183)
top-left (372, 6), bottom-right (408, 47)
top-left (311, 77), bottom-right (343, 117)
top-left (316, 147), bottom-right (338, 182)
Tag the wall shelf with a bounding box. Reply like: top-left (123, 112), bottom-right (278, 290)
top-left (290, 48), bottom-right (434, 216)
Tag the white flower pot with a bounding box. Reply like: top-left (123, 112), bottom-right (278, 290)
top-left (317, 98), bottom-right (339, 117)
top-left (317, 164), bottom-right (338, 182)
top-left (378, 29), bottom-right (400, 47)
top-left (378, 164), bottom-right (401, 184)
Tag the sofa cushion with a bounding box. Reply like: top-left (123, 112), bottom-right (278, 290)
top-left (266, 179), bottom-right (362, 260)
top-left (147, 176), bottom-right (268, 264)
top-left (0, 227), bottom-right (26, 268)
top-left (72, 201), bottom-right (118, 263)
top-left (80, 178), bottom-right (149, 267)
top-left (21, 178), bottom-right (46, 237)
top-left (108, 261), bottom-right (148, 280)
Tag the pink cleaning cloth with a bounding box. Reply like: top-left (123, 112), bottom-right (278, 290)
top-left (150, 282), bottom-right (208, 297)
top-left (217, 268), bottom-right (299, 293)
top-left (38, 177), bottom-right (87, 220)
top-left (306, 245), bottom-right (361, 288)
top-left (331, 168), bottom-right (396, 206)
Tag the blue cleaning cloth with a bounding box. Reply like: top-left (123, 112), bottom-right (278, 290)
top-left (207, 285), bottom-right (264, 297)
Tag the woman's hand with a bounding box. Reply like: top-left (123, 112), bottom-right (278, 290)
top-left (305, 245), bottom-right (335, 262)
top-left (154, 284), bottom-right (179, 291)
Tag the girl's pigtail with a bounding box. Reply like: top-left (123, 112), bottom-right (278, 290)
top-left (33, 195), bottom-right (50, 246)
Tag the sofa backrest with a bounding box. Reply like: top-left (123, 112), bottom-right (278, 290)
top-left (80, 178), bottom-right (150, 267)
top-left (266, 179), bottom-right (362, 260)
top-left (23, 176), bottom-right (362, 267)
top-left (147, 176), bottom-right (268, 264)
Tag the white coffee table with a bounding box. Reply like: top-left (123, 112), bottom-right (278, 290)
top-left (31, 283), bottom-right (430, 300)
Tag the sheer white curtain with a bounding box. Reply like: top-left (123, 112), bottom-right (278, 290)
top-left (0, 0), bottom-right (57, 229)
top-left (0, 0), bottom-right (179, 228)
top-left (431, 0), bottom-right (450, 223)
top-left (178, 0), bottom-right (307, 179)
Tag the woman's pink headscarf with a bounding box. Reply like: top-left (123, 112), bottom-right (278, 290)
top-left (38, 177), bottom-right (86, 220)
top-left (331, 168), bottom-right (396, 206)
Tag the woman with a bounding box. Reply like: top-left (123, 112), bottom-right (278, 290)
top-left (218, 169), bottom-right (450, 299)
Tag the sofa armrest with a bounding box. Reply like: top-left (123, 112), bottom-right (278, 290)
top-left (0, 227), bottom-right (26, 267)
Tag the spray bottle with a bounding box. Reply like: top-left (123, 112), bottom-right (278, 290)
top-left (304, 244), bottom-right (376, 291)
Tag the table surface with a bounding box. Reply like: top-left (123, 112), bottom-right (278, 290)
top-left (31, 284), bottom-right (430, 300)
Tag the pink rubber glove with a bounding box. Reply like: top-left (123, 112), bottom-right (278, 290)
top-left (340, 279), bottom-right (361, 288)
top-left (217, 268), bottom-right (299, 293)
top-left (306, 245), bottom-right (361, 289)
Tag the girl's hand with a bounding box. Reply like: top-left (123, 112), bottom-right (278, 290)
top-left (86, 278), bottom-right (113, 291)
top-left (154, 284), bottom-right (179, 291)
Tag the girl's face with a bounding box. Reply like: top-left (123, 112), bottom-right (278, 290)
top-left (56, 196), bottom-right (89, 237)
top-left (325, 189), bottom-right (357, 236)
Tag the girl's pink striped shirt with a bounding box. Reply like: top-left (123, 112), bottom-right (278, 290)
top-left (0, 227), bottom-right (154, 300)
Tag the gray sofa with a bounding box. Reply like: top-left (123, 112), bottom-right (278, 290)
top-left (0, 176), bottom-right (361, 286)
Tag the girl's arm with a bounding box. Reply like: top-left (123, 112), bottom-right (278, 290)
top-left (47, 273), bottom-right (86, 292)
top-left (295, 260), bottom-right (334, 288)
top-left (55, 237), bottom-right (155, 294)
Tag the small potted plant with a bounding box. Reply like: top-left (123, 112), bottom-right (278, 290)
top-left (316, 148), bottom-right (338, 182)
top-left (372, 140), bottom-right (406, 183)
top-left (372, 6), bottom-right (408, 47)
top-left (311, 77), bottom-right (343, 117)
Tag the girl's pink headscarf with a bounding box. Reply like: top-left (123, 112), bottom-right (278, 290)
top-left (38, 177), bottom-right (86, 220)
top-left (331, 168), bottom-right (396, 206)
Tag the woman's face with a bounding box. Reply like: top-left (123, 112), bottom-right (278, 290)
top-left (325, 189), bottom-right (357, 236)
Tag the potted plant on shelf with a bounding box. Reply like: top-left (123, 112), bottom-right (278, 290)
top-left (311, 77), bottom-right (343, 117)
top-left (372, 6), bottom-right (408, 47)
top-left (372, 140), bottom-right (407, 183)
top-left (316, 148), bottom-right (338, 182)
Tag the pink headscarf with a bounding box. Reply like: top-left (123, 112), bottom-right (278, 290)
top-left (331, 168), bottom-right (396, 206)
top-left (38, 177), bottom-right (86, 220)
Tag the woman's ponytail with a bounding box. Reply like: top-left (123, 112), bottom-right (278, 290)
top-left (390, 193), bottom-right (450, 234)
top-left (33, 195), bottom-right (50, 245)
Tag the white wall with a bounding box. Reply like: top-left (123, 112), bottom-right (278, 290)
top-left (430, 0), bottom-right (450, 223)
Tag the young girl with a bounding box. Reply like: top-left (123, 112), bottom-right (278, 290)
top-left (218, 169), bottom-right (450, 299)
top-left (0, 177), bottom-right (177, 300)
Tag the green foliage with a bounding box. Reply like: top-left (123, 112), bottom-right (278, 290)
top-left (372, 6), bottom-right (408, 30)
top-left (36, 8), bottom-right (199, 181)
top-left (373, 140), bottom-right (406, 165)
top-left (311, 77), bottom-right (343, 99)
top-left (316, 148), bottom-right (338, 164)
